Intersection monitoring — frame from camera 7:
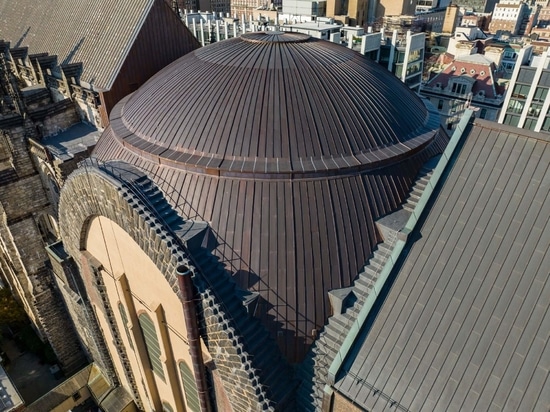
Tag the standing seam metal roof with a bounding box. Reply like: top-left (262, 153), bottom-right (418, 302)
top-left (118, 32), bottom-right (431, 167)
top-left (0, 0), bottom-right (154, 90)
top-left (334, 120), bottom-right (550, 411)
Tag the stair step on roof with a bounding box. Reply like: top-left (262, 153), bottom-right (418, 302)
top-left (328, 313), bottom-right (354, 331)
top-left (354, 276), bottom-right (374, 292)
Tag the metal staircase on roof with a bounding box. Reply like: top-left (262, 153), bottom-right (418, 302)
top-left (295, 159), bottom-right (439, 411)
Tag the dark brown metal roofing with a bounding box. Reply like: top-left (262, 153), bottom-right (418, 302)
top-left (334, 120), bottom-right (550, 410)
top-left (94, 33), bottom-right (448, 362)
top-left (116, 32), bottom-right (433, 173)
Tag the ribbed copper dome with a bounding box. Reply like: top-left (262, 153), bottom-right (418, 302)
top-left (111, 32), bottom-right (433, 178)
top-left (96, 33), bottom-right (446, 362)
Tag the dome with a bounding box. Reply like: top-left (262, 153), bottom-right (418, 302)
top-left (112, 32), bottom-right (434, 177)
top-left (95, 32), bottom-right (446, 362)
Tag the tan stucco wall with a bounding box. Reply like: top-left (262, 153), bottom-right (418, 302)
top-left (86, 215), bottom-right (198, 411)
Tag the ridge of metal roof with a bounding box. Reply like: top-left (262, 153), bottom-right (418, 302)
top-left (327, 109), bottom-right (475, 386)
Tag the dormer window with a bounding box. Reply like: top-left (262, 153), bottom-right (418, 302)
top-left (451, 82), bottom-right (468, 94)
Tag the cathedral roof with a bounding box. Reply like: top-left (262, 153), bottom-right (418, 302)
top-left (110, 32), bottom-right (435, 177)
top-left (0, 0), bottom-right (187, 90)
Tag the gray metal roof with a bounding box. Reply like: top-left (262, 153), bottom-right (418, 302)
top-left (333, 119), bottom-right (550, 411)
top-left (42, 122), bottom-right (101, 161)
top-left (0, 0), bottom-right (154, 90)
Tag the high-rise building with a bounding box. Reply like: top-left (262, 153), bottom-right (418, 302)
top-left (499, 46), bottom-right (550, 132)
top-left (489, 1), bottom-right (529, 35)
top-left (376, 0), bottom-right (418, 16)
top-left (325, 0), bottom-right (368, 26)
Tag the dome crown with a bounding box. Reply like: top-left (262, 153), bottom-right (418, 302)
top-left (111, 32), bottom-right (433, 178)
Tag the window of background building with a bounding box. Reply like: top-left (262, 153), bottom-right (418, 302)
top-left (451, 83), bottom-right (467, 94)
top-left (480, 108), bottom-right (487, 119)
top-left (528, 103), bottom-right (543, 117)
top-left (533, 87), bottom-right (548, 102)
top-left (138, 313), bottom-right (165, 380)
top-left (503, 114), bottom-right (521, 127)
top-left (179, 361), bottom-right (200, 412)
top-left (542, 116), bottom-right (550, 132)
top-left (507, 99), bottom-right (525, 114)
top-left (512, 84), bottom-right (530, 99)
top-left (438, 99), bottom-right (444, 110)
top-left (524, 118), bottom-right (538, 131)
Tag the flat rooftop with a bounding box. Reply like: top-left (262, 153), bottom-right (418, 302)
top-left (42, 122), bottom-right (101, 161)
top-left (0, 365), bottom-right (24, 412)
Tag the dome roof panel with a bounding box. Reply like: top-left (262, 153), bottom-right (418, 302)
top-left (114, 32), bottom-right (430, 174)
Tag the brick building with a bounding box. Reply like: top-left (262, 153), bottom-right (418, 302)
top-left (421, 53), bottom-right (506, 129)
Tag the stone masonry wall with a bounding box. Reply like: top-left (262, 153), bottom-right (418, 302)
top-left (0, 175), bottom-right (50, 221)
top-left (1, 125), bottom-right (36, 178)
top-left (0, 117), bottom-right (86, 374)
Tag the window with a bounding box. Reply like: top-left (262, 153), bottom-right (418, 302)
top-left (533, 87), bottom-right (548, 103)
top-left (118, 303), bottom-right (134, 350)
top-left (528, 103), bottom-right (543, 117)
top-left (451, 82), bottom-right (467, 95)
top-left (524, 118), bottom-right (537, 131)
top-left (162, 402), bottom-right (174, 412)
top-left (138, 313), bottom-right (165, 379)
top-left (507, 99), bottom-right (525, 114)
top-left (480, 108), bottom-right (487, 119)
top-left (511, 84), bottom-right (530, 99)
top-left (438, 99), bottom-right (444, 110)
top-left (179, 361), bottom-right (200, 412)
top-left (503, 114), bottom-right (520, 127)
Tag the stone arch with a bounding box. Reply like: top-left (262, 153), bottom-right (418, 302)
top-left (35, 211), bottom-right (59, 242)
top-left (59, 163), bottom-right (191, 295)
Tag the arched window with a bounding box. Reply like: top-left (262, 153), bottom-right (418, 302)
top-left (179, 361), bottom-right (200, 412)
top-left (138, 313), bottom-right (165, 379)
top-left (118, 303), bottom-right (133, 350)
top-left (162, 402), bottom-right (173, 412)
